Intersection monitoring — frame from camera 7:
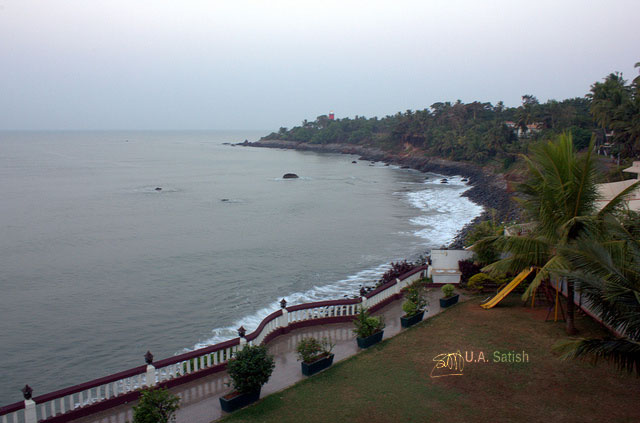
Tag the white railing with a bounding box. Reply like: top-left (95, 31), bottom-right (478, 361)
top-left (1, 266), bottom-right (428, 423)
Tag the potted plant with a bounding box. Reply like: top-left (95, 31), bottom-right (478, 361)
top-left (439, 284), bottom-right (459, 308)
top-left (219, 345), bottom-right (275, 413)
top-left (400, 286), bottom-right (429, 328)
top-left (296, 337), bottom-right (335, 376)
top-left (353, 307), bottom-right (385, 348)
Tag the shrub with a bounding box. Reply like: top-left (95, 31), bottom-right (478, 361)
top-left (402, 285), bottom-right (429, 317)
top-left (132, 387), bottom-right (180, 423)
top-left (226, 345), bottom-right (275, 394)
top-left (353, 307), bottom-right (385, 338)
top-left (467, 273), bottom-right (494, 291)
top-left (378, 260), bottom-right (417, 286)
top-left (441, 284), bottom-right (455, 298)
top-left (296, 337), bottom-right (334, 363)
top-left (458, 259), bottom-right (482, 285)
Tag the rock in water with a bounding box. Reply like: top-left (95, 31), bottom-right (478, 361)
top-left (155, 187), bottom-right (162, 191)
top-left (283, 173), bottom-right (299, 179)
top-left (352, 161), bottom-right (357, 164)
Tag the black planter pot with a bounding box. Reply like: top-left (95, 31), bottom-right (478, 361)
top-left (301, 353), bottom-right (335, 376)
top-left (400, 310), bottom-right (425, 328)
top-left (356, 330), bottom-right (384, 348)
top-left (439, 294), bottom-right (460, 308)
top-left (219, 388), bottom-right (261, 413)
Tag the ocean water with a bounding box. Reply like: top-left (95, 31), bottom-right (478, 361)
top-left (0, 130), bottom-right (482, 404)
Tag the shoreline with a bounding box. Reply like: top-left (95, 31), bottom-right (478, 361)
top-left (240, 139), bottom-right (519, 248)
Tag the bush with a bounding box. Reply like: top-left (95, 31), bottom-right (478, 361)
top-left (441, 284), bottom-right (455, 298)
top-left (227, 345), bottom-right (275, 394)
top-left (378, 260), bottom-right (417, 287)
top-left (132, 387), bottom-right (180, 423)
top-left (458, 259), bottom-right (482, 285)
top-left (467, 273), bottom-right (494, 291)
top-left (296, 337), bottom-right (334, 363)
top-left (353, 307), bottom-right (385, 338)
top-left (402, 285), bottom-right (429, 317)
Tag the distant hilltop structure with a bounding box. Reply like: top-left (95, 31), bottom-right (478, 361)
top-left (504, 121), bottom-right (543, 138)
top-left (328, 111), bottom-right (335, 120)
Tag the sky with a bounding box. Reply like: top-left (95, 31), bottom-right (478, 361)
top-left (1, 0), bottom-right (639, 131)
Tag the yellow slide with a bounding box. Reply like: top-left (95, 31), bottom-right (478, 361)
top-left (480, 268), bottom-right (534, 309)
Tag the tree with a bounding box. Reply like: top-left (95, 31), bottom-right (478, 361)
top-left (556, 211), bottom-right (640, 375)
top-left (482, 133), bottom-right (639, 334)
top-left (133, 387), bottom-right (180, 423)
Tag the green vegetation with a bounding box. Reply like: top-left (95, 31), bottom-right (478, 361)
top-left (480, 133), bottom-right (638, 334)
top-left (264, 62), bottom-right (640, 165)
top-left (589, 63), bottom-right (640, 157)
top-left (465, 210), bottom-right (505, 265)
top-left (227, 345), bottom-right (276, 394)
top-left (221, 298), bottom-right (640, 423)
top-left (295, 337), bottom-right (334, 364)
top-left (467, 273), bottom-right (494, 292)
top-left (401, 285), bottom-right (429, 317)
top-left (352, 307), bottom-right (385, 338)
top-left (441, 284), bottom-right (455, 298)
top-left (264, 96), bottom-right (593, 166)
top-left (555, 211), bottom-right (640, 375)
top-left (132, 387), bottom-right (180, 423)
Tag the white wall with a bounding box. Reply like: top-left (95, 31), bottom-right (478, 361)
top-left (431, 249), bottom-right (474, 270)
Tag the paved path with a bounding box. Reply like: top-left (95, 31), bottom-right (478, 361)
top-left (72, 289), bottom-right (454, 423)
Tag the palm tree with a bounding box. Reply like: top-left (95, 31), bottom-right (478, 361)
top-left (555, 212), bottom-right (640, 375)
top-left (480, 133), bottom-right (640, 334)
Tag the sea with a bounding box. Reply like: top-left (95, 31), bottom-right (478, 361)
top-left (0, 130), bottom-right (483, 404)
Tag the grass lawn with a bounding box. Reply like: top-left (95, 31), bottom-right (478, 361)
top-left (221, 296), bottom-right (640, 423)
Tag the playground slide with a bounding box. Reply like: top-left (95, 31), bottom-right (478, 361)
top-left (480, 268), bottom-right (534, 309)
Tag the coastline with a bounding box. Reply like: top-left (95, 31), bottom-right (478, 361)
top-left (239, 139), bottom-right (518, 248)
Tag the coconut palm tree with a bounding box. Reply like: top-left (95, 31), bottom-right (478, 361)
top-left (555, 212), bottom-right (640, 374)
top-left (480, 133), bottom-right (640, 334)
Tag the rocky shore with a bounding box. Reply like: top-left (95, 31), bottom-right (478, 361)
top-left (239, 139), bottom-right (520, 249)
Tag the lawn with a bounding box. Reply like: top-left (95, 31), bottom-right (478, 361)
top-left (220, 296), bottom-right (640, 423)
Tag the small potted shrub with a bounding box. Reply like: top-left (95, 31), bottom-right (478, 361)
top-left (296, 337), bottom-right (335, 376)
top-left (133, 387), bottom-right (180, 423)
top-left (353, 307), bottom-right (385, 348)
top-left (219, 345), bottom-right (275, 413)
top-left (439, 284), bottom-right (459, 308)
top-left (401, 286), bottom-right (429, 328)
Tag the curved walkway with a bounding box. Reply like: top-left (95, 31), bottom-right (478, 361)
top-left (72, 289), bottom-right (455, 423)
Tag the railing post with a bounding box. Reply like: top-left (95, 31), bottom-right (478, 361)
top-left (238, 326), bottom-right (247, 349)
top-left (280, 298), bottom-right (289, 327)
top-left (22, 385), bottom-right (37, 423)
top-left (395, 278), bottom-right (402, 294)
top-left (144, 351), bottom-right (156, 387)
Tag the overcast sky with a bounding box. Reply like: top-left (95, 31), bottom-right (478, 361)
top-left (1, 0), bottom-right (639, 131)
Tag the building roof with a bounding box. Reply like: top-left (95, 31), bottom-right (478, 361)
top-left (596, 178), bottom-right (640, 212)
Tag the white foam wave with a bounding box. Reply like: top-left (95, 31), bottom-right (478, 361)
top-left (405, 175), bottom-right (483, 247)
top-left (189, 263), bottom-right (391, 350)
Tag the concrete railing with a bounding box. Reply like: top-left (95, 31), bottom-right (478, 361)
top-left (0, 265), bottom-right (428, 423)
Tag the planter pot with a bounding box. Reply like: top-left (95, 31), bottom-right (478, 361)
top-left (219, 388), bottom-right (261, 413)
top-left (400, 310), bottom-right (425, 328)
top-left (301, 353), bottom-right (335, 376)
top-left (439, 294), bottom-right (460, 308)
top-left (356, 330), bottom-right (384, 349)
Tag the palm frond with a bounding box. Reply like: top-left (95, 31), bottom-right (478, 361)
top-left (554, 338), bottom-right (640, 376)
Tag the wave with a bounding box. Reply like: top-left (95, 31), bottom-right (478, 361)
top-left (186, 173), bottom-right (483, 352)
top-left (190, 263), bottom-right (391, 349)
top-left (405, 176), bottom-right (484, 247)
